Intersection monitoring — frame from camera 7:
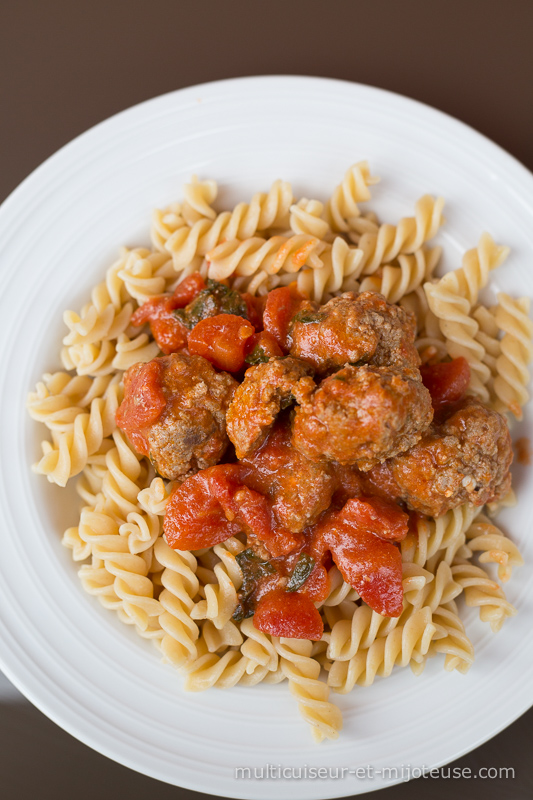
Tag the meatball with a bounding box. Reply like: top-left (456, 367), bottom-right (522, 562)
top-left (288, 291), bottom-right (420, 373)
top-left (292, 365), bottom-right (433, 470)
top-left (240, 420), bottom-right (336, 533)
top-left (226, 356), bottom-right (315, 459)
top-left (117, 353), bottom-right (237, 480)
top-left (370, 397), bottom-right (513, 517)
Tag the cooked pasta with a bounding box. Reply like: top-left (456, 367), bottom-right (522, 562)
top-left (27, 165), bottom-right (528, 742)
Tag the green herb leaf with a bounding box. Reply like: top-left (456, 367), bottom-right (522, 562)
top-left (286, 553), bottom-right (315, 592)
top-left (245, 345), bottom-right (271, 365)
top-left (292, 310), bottom-right (322, 325)
top-left (175, 279), bottom-right (249, 329)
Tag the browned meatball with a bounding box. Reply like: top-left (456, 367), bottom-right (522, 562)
top-left (370, 397), bottom-right (513, 517)
top-left (240, 420), bottom-right (336, 533)
top-left (292, 365), bottom-right (433, 470)
top-left (288, 291), bottom-right (420, 373)
top-left (226, 356), bottom-right (315, 459)
top-left (120, 353), bottom-right (236, 480)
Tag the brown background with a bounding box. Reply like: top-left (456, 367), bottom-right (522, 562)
top-left (1, 1), bottom-right (533, 799)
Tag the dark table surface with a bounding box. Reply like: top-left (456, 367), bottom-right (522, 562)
top-left (2, 2), bottom-right (533, 799)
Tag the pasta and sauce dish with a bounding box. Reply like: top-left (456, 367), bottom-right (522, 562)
top-left (27, 163), bottom-right (531, 742)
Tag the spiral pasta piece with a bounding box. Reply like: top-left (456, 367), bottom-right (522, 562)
top-left (151, 202), bottom-right (187, 252)
top-left (464, 513), bottom-right (523, 583)
top-left (202, 619), bottom-right (244, 652)
top-left (274, 637), bottom-right (343, 742)
top-left (451, 561), bottom-right (516, 632)
top-left (424, 234), bottom-right (510, 399)
top-left (164, 180), bottom-right (293, 271)
top-left (354, 195), bottom-right (444, 276)
top-left (358, 245), bottom-right (441, 305)
top-left (324, 161), bottom-right (379, 232)
top-left (111, 332), bottom-right (160, 372)
top-left (183, 648), bottom-right (265, 691)
top-left (191, 537), bottom-right (245, 629)
top-left (100, 430), bottom-right (148, 518)
top-left (74, 506), bottom-right (162, 632)
top-left (27, 372), bottom-right (115, 431)
top-left (427, 601), bottom-right (475, 673)
top-left (239, 617), bottom-right (279, 673)
top-left (117, 248), bottom-right (176, 303)
top-left (437, 233), bottom-right (509, 307)
top-left (289, 198), bottom-right (332, 240)
top-left (137, 476), bottom-right (175, 516)
top-left (294, 237), bottom-right (364, 302)
top-left (153, 537), bottom-right (201, 667)
top-left (181, 175), bottom-right (218, 225)
top-left (32, 381), bottom-right (122, 487)
top-left (493, 293), bottom-right (533, 419)
top-left (327, 605), bottom-right (438, 693)
top-left (400, 503), bottom-right (480, 568)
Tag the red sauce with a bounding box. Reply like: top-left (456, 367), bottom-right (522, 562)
top-left (115, 360), bottom-right (166, 455)
top-left (311, 497), bottom-right (408, 617)
top-left (188, 313), bottom-right (255, 372)
top-left (263, 284), bottom-right (307, 351)
top-left (244, 331), bottom-right (284, 363)
top-left (253, 589), bottom-right (324, 640)
top-left (242, 292), bottom-right (266, 331)
top-left (420, 357), bottom-right (470, 418)
top-left (164, 461), bottom-right (408, 633)
top-left (131, 275), bottom-right (205, 354)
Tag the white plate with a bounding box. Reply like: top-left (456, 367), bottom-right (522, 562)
top-left (1, 76), bottom-right (532, 799)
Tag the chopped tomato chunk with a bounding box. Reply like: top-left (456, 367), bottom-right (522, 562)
top-left (298, 562), bottom-right (330, 602)
top-left (420, 357), bottom-right (470, 416)
top-left (163, 465), bottom-right (244, 550)
top-left (253, 589), bottom-right (324, 639)
top-left (171, 274), bottom-right (206, 307)
top-left (131, 275), bottom-right (205, 354)
top-left (312, 497), bottom-right (408, 617)
top-left (115, 360), bottom-right (166, 456)
top-left (244, 331), bottom-right (284, 364)
top-left (242, 292), bottom-right (266, 331)
top-left (232, 486), bottom-right (303, 557)
top-left (188, 313), bottom-right (255, 372)
top-left (263, 284), bottom-right (307, 351)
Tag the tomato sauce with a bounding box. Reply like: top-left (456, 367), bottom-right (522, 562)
top-left (131, 274), bottom-right (205, 354)
top-left (188, 313), bottom-right (255, 372)
top-left (263, 284), bottom-right (308, 351)
top-left (164, 460), bottom-right (409, 637)
top-left (115, 360), bottom-right (167, 456)
top-left (420, 356), bottom-right (470, 418)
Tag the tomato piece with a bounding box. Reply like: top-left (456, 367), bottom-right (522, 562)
top-left (340, 496), bottom-right (408, 541)
top-left (232, 486), bottom-right (303, 557)
top-left (312, 497), bottom-right (408, 617)
top-left (188, 313), bottom-right (255, 372)
top-left (163, 465), bottom-right (244, 550)
top-left (115, 360), bottom-right (166, 456)
top-left (131, 296), bottom-right (188, 355)
top-left (170, 274), bottom-right (206, 308)
top-left (244, 331), bottom-right (284, 365)
top-left (298, 562), bottom-right (330, 602)
top-left (420, 357), bottom-right (470, 416)
top-left (242, 292), bottom-right (266, 331)
top-left (253, 589), bottom-right (324, 639)
top-left (263, 284), bottom-right (307, 351)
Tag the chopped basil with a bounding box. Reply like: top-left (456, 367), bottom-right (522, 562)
top-left (232, 548), bottom-right (276, 621)
top-left (175, 278), bottom-right (249, 329)
top-left (231, 603), bottom-right (255, 622)
top-left (292, 309), bottom-right (322, 325)
top-left (245, 345), bottom-right (271, 365)
top-left (286, 553), bottom-right (315, 592)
